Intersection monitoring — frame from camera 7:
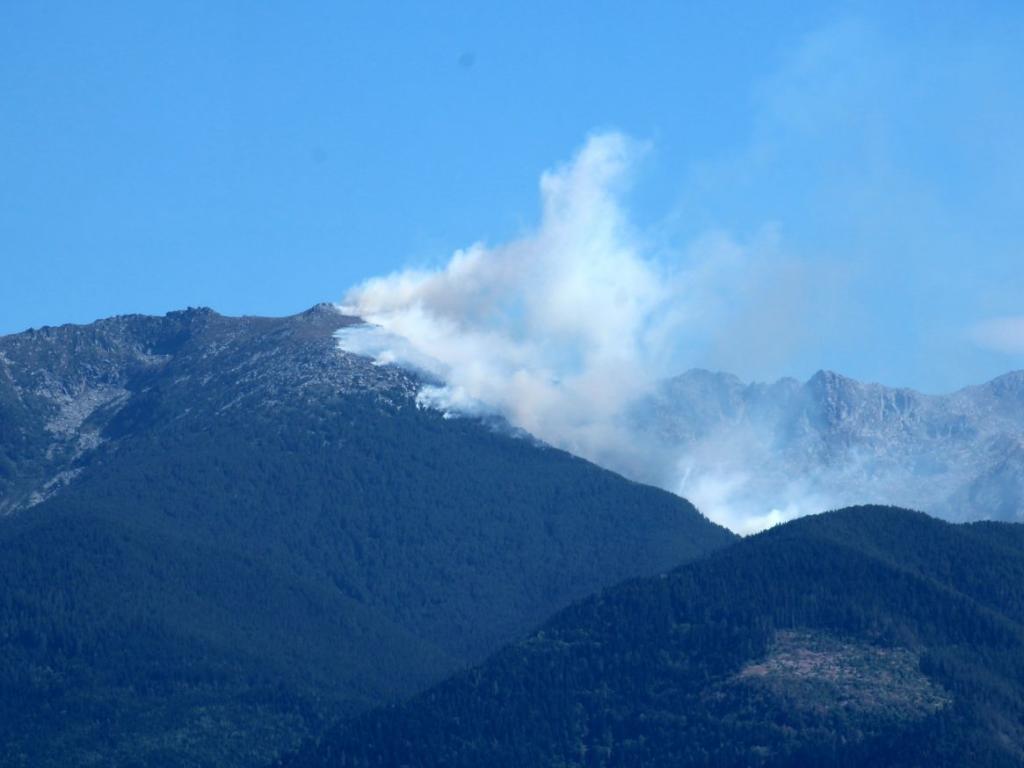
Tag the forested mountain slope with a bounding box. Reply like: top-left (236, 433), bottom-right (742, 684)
top-left (0, 306), bottom-right (734, 767)
top-left (282, 506), bottom-right (1024, 768)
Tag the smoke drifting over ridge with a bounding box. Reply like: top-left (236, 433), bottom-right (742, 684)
top-left (336, 133), bottom-right (832, 533)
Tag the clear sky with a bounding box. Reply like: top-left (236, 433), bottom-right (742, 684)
top-left (2, 1), bottom-right (1022, 392)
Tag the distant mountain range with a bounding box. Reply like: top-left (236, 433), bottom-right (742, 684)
top-left (633, 368), bottom-right (1024, 529)
top-left (0, 306), bottom-right (732, 767)
top-left (280, 506), bottom-right (1024, 767)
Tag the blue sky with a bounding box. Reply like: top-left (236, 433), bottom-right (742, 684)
top-left (2, 1), bottom-right (1022, 392)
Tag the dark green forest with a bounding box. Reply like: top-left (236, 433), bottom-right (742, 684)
top-left (0, 310), bottom-right (732, 767)
top-left (281, 506), bottom-right (1024, 768)
top-left (6, 312), bottom-right (1024, 768)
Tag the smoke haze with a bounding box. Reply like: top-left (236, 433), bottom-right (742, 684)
top-left (336, 133), bottom-right (836, 532)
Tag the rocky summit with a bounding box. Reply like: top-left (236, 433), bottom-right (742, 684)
top-left (0, 304), bottom-right (393, 513)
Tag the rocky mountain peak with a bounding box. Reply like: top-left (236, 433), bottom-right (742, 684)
top-left (300, 302), bottom-right (344, 318)
top-left (984, 369), bottom-right (1024, 399)
top-left (0, 305), bottom-right (410, 514)
top-left (635, 366), bottom-right (1024, 524)
top-left (165, 305), bottom-right (220, 319)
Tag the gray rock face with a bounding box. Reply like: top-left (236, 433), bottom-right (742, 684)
top-left (633, 368), bottom-right (1024, 528)
top-left (0, 304), bottom-right (408, 513)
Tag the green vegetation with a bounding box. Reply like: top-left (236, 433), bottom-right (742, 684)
top-left (282, 506), bottom-right (1024, 768)
top-left (0, 310), bottom-right (732, 766)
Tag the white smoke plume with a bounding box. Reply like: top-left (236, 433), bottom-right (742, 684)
top-left (336, 132), bottom-right (826, 532)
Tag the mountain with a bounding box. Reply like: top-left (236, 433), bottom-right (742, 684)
top-left (631, 368), bottom-right (1024, 528)
top-left (0, 306), bottom-right (734, 767)
top-left (280, 506), bottom-right (1024, 768)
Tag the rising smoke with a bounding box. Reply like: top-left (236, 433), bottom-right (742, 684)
top-left (336, 132), bottom-right (830, 533)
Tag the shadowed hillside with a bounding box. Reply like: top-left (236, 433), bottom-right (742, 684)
top-left (281, 506), bottom-right (1024, 768)
top-left (0, 307), bottom-right (733, 767)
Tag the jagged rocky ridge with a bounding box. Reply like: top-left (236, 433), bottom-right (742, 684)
top-left (632, 368), bottom-right (1024, 527)
top-left (0, 304), bottom-right (409, 513)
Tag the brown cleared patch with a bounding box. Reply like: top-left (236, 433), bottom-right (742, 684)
top-left (735, 630), bottom-right (951, 718)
